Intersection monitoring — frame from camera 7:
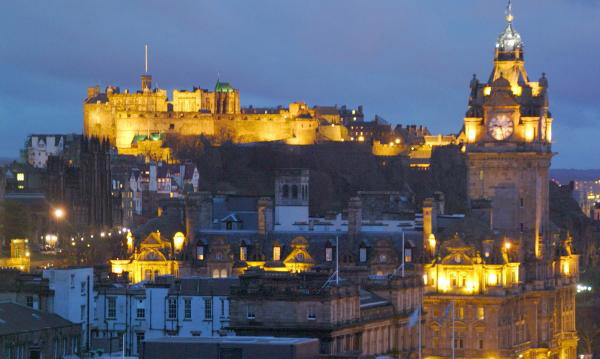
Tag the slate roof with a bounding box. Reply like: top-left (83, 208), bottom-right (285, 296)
top-left (0, 302), bottom-right (78, 335)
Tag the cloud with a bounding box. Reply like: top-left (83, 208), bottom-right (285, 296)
top-left (0, 0), bottom-right (599, 168)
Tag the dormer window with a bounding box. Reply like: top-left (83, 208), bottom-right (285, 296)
top-left (240, 245), bottom-right (247, 261)
top-left (325, 247), bottom-right (333, 262)
top-left (273, 245), bottom-right (281, 261)
top-left (359, 247), bottom-right (367, 262)
top-left (196, 245), bottom-right (204, 261)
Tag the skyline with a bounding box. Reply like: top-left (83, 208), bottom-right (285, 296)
top-left (1, 1), bottom-right (599, 168)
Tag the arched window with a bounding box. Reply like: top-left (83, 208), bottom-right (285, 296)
top-left (154, 270), bottom-right (160, 280)
top-left (212, 269), bottom-right (220, 278)
top-left (282, 184), bottom-right (289, 198)
top-left (292, 185), bottom-right (298, 199)
top-left (220, 269), bottom-right (227, 278)
top-left (144, 270), bottom-right (152, 281)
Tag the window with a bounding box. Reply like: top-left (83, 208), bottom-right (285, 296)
top-left (184, 298), bottom-right (192, 320)
top-left (70, 274), bottom-right (75, 288)
top-left (520, 223), bottom-right (524, 232)
top-left (136, 298), bottom-right (146, 319)
top-left (167, 298), bottom-right (177, 319)
top-left (169, 123), bottom-right (175, 130)
top-left (107, 297), bottom-right (116, 319)
top-left (196, 245), bottom-right (204, 260)
top-left (212, 269), bottom-right (220, 278)
top-left (221, 298), bottom-right (226, 317)
top-left (282, 184), bottom-right (289, 198)
top-left (247, 305), bottom-right (256, 319)
top-left (16, 173), bottom-right (24, 181)
top-left (81, 304), bottom-right (86, 321)
top-left (291, 185), bottom-right (298, 199)
top-left (477, 306), bottom-right (485, 320)
top-left (71, 336), bottom-right (79, 354)
top-left (458, 306), bottom-right (464, 320)
top-left (325, 247), bottom-right (333, 262)
top-left (240, 246), bottom-right (247, 261)
top-left (26, 296), bottom-right (34, 308)
top-left (359, 247), bottom-right (367, 262)
top-left (81, 281), bottom-right (87, 296)
top-left (204, 298), bottom-right (212, 319)
top-left (307, 304), bottom-right (316, 320)
top-left (273, 246), bottom-right (281, 261)
top-left (404, 248), bottom-right (412, 263)
top-left (479, 339), bottom-right (484, 349)
top-left (220, 269), bottom-right (227, 278)
top-left (520, 198), bottom-right (524, 207)
top-left (145, 270), bottom-right (152, 281)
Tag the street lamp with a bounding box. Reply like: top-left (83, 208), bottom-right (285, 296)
top-left (54, 208), bottom-right (65, 219)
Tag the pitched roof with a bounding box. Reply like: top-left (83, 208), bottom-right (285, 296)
top-left (0, 302), bottom-right (78, 335)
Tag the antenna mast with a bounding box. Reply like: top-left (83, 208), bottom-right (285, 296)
top-left (145, 45), bottom-right (148, 73)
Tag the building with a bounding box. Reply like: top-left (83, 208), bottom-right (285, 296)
top-left (83, 75), bottom-right (348, 157)
top-left (229, 269), bottom-right (423, 357)
top-left (43, 267), bottom-right (94, 350)
top-left (140, 336), bottom-right (319, 359)
top-left (0, 269), bottom-right (54, 311)
top-left (422, 4), bottom-right (578, 359)
top-left (0, 302), bottom-right (81, 359)
top-left (23, 134), bottom-right (81, 169)
top-left (92, 277), bottom-right (237, 356)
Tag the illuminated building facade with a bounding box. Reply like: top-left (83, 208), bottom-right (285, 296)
top-left (83, 76), bottom-right (347, 158)
top-left (423, 4), bottom-right (578, 359)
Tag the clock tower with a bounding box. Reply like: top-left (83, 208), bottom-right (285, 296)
top-left (463, 1), bottom-right (553, 279)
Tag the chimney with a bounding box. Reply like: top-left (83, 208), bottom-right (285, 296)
top-left (141, 74), bottom-right (152, 90)
top-left (470, 199), bottom-right (493, 230)
top-left (257, 197), bottom-right (274, 236)
top-left (348, 197), bottom-right (362, 239)
top-left (86, 85), bottom-right (100, 99)
top-left (422, 198), bottom-right (438, 251)
top-left (185, 191), bottom-right (213, 243)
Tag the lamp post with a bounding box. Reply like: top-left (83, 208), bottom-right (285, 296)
top-left (51, 207), bottom-right (65, 249)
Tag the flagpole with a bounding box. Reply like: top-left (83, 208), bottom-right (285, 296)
top-left (335, 235), bottom-right (339, 286)
top-left (451, 302), bottom-right (455, 359)
top-left (418, 306), bottom-right (422, 359)
top-left (401, 231), bottom-right (405, 277)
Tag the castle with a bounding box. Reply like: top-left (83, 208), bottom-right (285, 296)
top-left (83, 76), bottom-right (347, 159)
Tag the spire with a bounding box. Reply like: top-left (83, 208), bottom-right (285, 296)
top-left (505, 0), bottom-right (513, 23)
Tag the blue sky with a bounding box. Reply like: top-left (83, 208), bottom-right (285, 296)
top-left (1, 1), bottom-right (599, 168)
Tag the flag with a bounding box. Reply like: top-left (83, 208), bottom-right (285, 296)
top-left (442, 303), bottom-right (452, 322)
top-left (407, 307), bottom-right (420, 328)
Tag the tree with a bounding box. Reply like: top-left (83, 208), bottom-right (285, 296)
top-left (0, 200), bottom-right (32, 241)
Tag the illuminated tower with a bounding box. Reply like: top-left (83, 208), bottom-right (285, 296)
top-left (463, 0), bottom-right (552, 277)
top-left (423, 3), bottom-right (578, 359)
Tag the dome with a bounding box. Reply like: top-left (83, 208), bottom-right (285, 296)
top-left (496, 23), bottom-right (522, 52)
top-left (495, 0), bottom-right (522, 52)
top-left (214, 81), bottom-right (234, 93)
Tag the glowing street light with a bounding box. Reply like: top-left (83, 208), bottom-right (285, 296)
top-left (54, 208), bottom-right (65, 219)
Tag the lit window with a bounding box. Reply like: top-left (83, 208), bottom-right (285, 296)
top-left (487, 272), bottom-right (498, 286)
top-left (477, 306), bottom-right (485, 320)
top-left (16, 173), bottom-right (24, 181)
top-left (136, 299), bottom-right (145, 319)
top-left (196, 245), bottom-right (204, 260)
top-left (273, 246), bottom-right (281, 261)
top-left (240, 246), bottom-right (247, 261)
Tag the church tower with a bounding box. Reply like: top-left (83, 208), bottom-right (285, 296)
top-left (463, 1), bottom-right (553, 279)
top-left (422, 4), bottom-right (578, 359)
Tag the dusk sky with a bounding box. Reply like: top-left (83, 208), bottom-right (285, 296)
top-left (1, 1), bottom-right (598, 168)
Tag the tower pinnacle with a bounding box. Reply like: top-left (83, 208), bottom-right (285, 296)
top-left (505, 0), bottom-right (514, 23)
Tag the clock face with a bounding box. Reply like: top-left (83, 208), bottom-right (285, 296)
top-left (488, 113), bottom-right (514, 141)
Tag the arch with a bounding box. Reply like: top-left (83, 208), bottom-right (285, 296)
top-left (144, 269), bottom-right (152, 281)
top-left (212, 269), bottom-right (220, 278)
top-left (220, 269), bottom-right (228, 278)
